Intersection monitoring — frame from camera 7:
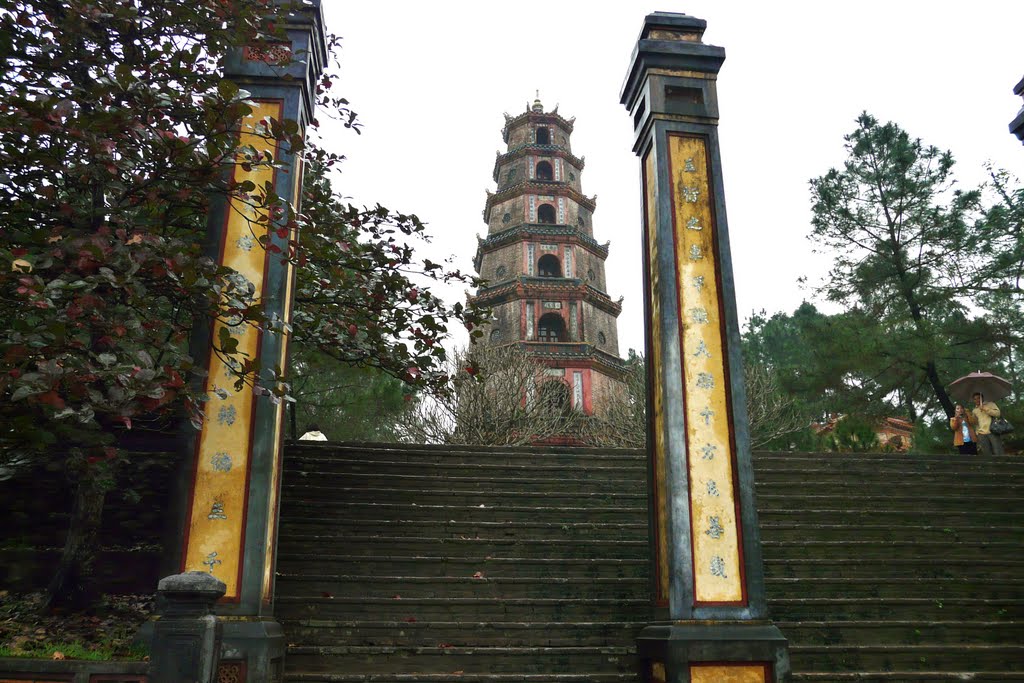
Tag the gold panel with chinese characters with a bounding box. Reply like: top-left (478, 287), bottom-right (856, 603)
top-left (691, 664), bottom-right (769, 683)
top-left (668, 133), bottom-right (745, 605)
top-left (183, 100), bottom-right (284, 599)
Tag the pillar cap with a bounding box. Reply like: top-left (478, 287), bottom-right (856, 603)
top-left (620, 12), bottom-right (725, 110)
top-left (158, 571), bottom-right (227, 597)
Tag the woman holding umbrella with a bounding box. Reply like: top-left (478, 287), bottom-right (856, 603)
top-left (948, 372), bottom-right (1012, 456)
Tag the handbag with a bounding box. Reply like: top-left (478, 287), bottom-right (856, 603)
top-left (990, 417), bottom-right (1014, 436)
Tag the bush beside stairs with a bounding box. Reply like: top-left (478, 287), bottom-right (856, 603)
top-left (275, 443), bottom-right (1024, 682)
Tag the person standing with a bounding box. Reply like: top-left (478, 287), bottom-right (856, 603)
top-left (950, 404), bottom-right (977, 455)
top-left (299, 423), bottom-right (328, 441)
top-left (969, 392), bottom-right (1005, 455)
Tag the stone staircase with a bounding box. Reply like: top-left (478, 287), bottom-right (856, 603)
top-left (275, 442), bottom-right (648, 682)
top-left (275, 443), bottom-right (1024, 682)
top-left (757, 452), bottom-right (1024, 682)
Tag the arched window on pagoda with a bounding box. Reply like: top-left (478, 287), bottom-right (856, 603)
top-left (536, 127), bottom-right (550, 145)
top-left (536, 160), bottom-right (553, 181)
top-left (537, 254), bottom-right (561, 278)
top-left (537, 203), bottom-right (556, 224)
top-left (538, 312), bottom-right (566, 342)
top-left (539, 380), bottom-right (571, 414)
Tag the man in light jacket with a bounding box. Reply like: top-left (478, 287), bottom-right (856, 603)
top-left (969, 392), bottom-right (1005, 455)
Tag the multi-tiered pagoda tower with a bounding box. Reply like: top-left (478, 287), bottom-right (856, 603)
top-left (471, 96), bottom-right (626, 414)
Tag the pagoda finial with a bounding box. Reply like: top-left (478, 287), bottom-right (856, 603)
top-left (532, 90), bottom-right (543, 113)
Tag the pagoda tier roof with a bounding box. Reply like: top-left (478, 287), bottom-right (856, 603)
top-left (484, 182), bottom-right (596, 222)
top-left (514, 341), bottom-right (628, 377)
top-left (492, 144), bottom-right (585, 181)
top-left (502, 109), bottom-right (575, 143)
top-left (474, 224), bottom-right (609, 270)
top-left (470, 276), bottom-right (623, 317)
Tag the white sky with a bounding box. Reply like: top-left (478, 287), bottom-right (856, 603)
top-left (317, 1), bottom-right (1024, 357)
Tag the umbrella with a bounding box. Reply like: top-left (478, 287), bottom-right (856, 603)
top-left (947, 371), bottom-right (1013, 404)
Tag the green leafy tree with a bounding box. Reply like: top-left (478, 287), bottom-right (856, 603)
top-left (973, 166), bottom-right (1024, 396)
top-left (824, 415), bottom-right (879, 453)
top-left (743, 304), bottom-right (883, 421)
top-left (288, 343), bottom-right (408, 442)
top-left (808, 113), bottom-right (998, 419)
top-left (0, 0), bottom-right (484, 609)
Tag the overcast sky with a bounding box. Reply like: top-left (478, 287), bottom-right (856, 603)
top-left (317, 1), bottom-right (1024, 356)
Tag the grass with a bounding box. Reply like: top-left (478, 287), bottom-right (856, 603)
top-left (0, 640), bottom-right (148, 661)
top-left (0, 592), bottom-right (151, 662)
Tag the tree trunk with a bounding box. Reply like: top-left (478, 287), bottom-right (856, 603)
top-left (925, 360), bottom-right (955, 418)
top-left (41, 462), bottom-right (114, 612)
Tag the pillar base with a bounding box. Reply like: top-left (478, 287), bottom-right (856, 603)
top-left (637, 622), bottom-right (790, 682)
top-left (218, 618), bottom-right (286, 683)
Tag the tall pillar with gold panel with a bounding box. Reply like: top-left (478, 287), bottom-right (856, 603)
top-left (168, 3), bottom-right (326, 680)
top-left (620, 13), bottom-right (790, 683)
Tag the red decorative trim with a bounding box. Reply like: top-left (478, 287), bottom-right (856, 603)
top-left (582, 367), bottom-right (593, 414)
top-left (243, 43), bottom-right (292, 65)
top-left (216, 660), bottom-right (247, 683)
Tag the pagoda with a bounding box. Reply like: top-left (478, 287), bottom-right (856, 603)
top-left (471, 95), bottom-right (626, 414)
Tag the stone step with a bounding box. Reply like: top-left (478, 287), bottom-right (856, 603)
top-left (279, 620), bottom-right (647, 647)
top-left (274, 596), bottom-right (651, 622)
top-left (788, 643), bottom-right (1024, 672)
top-left (790, 673), bottom-right (1023, 682)
top-left (758, 509), bottom-right (1024, 525)
top-left (283, 485), bottom-right (646, 507)
top-left (275, 555), bottom-right (647, 579)
top-left (276, 535), bottom-right (648, 559)
top-left (277, 519), bottom-right (647, 541)
top-left (765, 557), bottom-right (1024, 579)
top-left (283, 471), bottom-right (647, 493)
top-left (768, 598), bottom-right (1024, 621)
top-left (776, 620), bottom-right (1024, 645)
top-left (761, 540), bottom-right (1021, 560)
top-left (759, 523), bottom-right (1023, 543)
top-left (285, 673), bottom-right (638, 682)
top-left (274, 574), bottom-right (647, 600)
top-left (755, 495), bottom-right (1023, 512)
top-left (278, 502), bottom-right (646, 524)
top-left (765, 578), bottom-right (1024, 600)
top-left (754, 474), bottom-right (1024, 491)
top-left (754, 452), bottom-right (1024, 467)
top-left (284, 469), bottom-right (1023, 493)
top-left (284, 645), bottom-right (637, 675)
top-left (284, 458), bottom-right (644, 481)
top-left (286, 442), bottom-right (645, 465)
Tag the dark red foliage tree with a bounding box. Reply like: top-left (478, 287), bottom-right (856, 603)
top-left (0, 0), bottom-right (484, 608)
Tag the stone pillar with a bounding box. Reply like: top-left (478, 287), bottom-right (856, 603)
top-left (150, 572), bottom-right (225, 683)
top-left (1010, 75), bottom-right (1024, 145)
top-left (165, 2), bottom-right (326, 680)
top-left (620, 13), bottom-right (790, 682)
